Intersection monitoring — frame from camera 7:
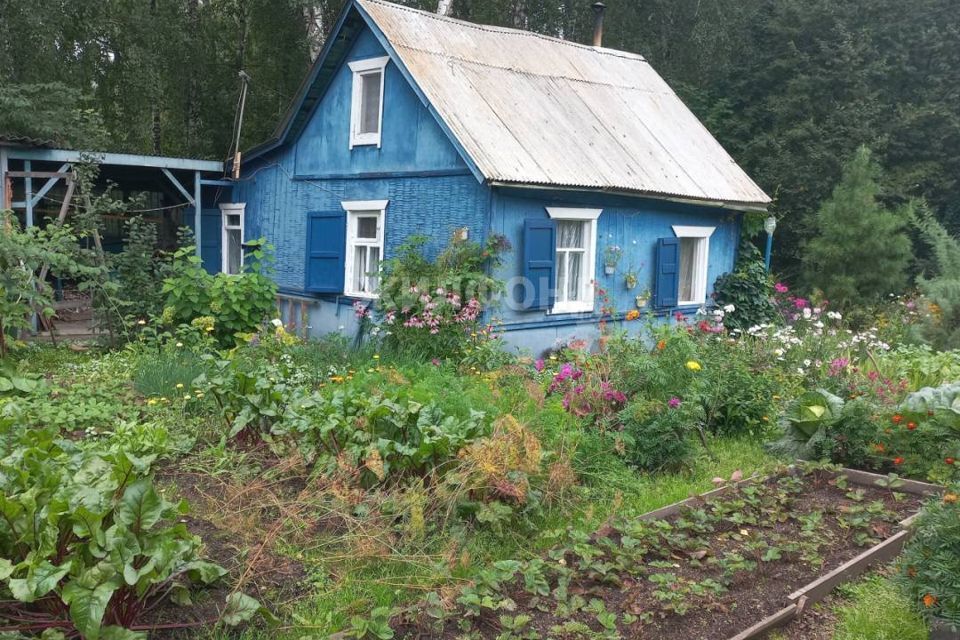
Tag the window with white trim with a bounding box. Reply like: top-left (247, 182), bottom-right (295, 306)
top-left (548, 207), bottom-right (600, 313)
top-left (343, 200), bottom-right (387, 298)
top-left (672, 225), bottom-right (715, 306)
top-left (220, 203), bottom-right (245, 275)
top-left (348, 56), bottom-right (389, 148)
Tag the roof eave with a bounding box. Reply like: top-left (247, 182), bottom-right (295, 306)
top-left (487, 180), bottom-right (771, 213)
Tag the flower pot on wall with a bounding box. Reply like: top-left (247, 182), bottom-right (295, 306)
top-left (624, 273), bottom-right (638, 289)
top-left (604, 265), bottom-right (616, 275)
top-left (635, 294), bottom-right (650, 309)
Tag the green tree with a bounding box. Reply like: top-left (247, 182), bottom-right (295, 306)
top-left (914, 206), bottom-right (960, 349)
top-left (803, 146), bottom-right (913, 307)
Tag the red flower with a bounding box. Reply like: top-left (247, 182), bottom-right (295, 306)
top-left (907, 422), bottom-right (917, 431)
top-left (946, 458), bottom-right (956, 465)
top-left (892, 415), bottom-right (903, 424)
top-left (893, 457), bottom-right (905, 465)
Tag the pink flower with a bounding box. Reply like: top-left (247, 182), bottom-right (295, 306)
top-left (668, 397), bottom-right (681, 409)
top-left (534, 359), bottom-right (545, 372)
top-left (774, 282), bottom-right (789, 294)
top-left (792, 297), bottom-right (809, 310)
top-left (828, 358), bottom-right (849, 377)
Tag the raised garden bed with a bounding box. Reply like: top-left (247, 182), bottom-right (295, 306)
top-left (388, 465), bottom-right (940, 640)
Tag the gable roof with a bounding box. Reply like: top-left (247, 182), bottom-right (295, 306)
top-left (247, 0), bottom-right (771, 209)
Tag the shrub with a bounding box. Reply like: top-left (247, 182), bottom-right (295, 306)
top-left (373, 233), bottom-right (509, 361)
top-left (897, 488), bottom-right (960, 629)
top-left (914, 205), bottom-right (960, 349)
top-left (620, 398), bottom-right (694, 472)
top-left (161, 241), bottom-right (277, 346)
top-left (713, 240), bottom-right (777, 331)
top-left (0, 421), bottom-right (246, 638)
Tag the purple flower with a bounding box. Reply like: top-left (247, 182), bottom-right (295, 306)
top-left (534, 358), bottom-right (545, 372)
top-left (828, 358), bottom-right (850, 377)
top-left (668, 397), bottom-right (681, 409)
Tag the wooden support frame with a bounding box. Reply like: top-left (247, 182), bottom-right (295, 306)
top-left (193, 171), bottom-right (202, 257)
top-left (0, 147), bottom-right (9, 210)
top-left (161, 168), bottom-right (196, 206)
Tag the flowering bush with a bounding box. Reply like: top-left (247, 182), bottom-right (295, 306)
top-left (371, 233), bottom-right (509, 361)
top-left (546, 359), bottom-right (627, 423)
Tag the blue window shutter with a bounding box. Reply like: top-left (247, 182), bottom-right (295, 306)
top-left (306, 211), bottom-right (346, 293)
top-left (655, 237), bottom-right (680, 308)
top-left (522, 218), bottom-right (557, 310)
top-left (199, 209), bottom-right (222, 275)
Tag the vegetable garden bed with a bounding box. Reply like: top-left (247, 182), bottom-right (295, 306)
top-left (387, 465), bottom-right (940, 640)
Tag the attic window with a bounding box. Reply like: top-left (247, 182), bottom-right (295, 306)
top-left (348, 56), bottom-right (389, 148)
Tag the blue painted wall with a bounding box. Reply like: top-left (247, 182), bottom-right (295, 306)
top-left (293, 29), bottom-right (467, 178)
top-left (487, 187), bottom-right (741, 353)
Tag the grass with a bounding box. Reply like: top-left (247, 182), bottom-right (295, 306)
top-left (833, 574), bottom-right (929, 640)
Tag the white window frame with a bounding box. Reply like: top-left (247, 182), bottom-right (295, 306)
top-left (219, 203), bottom-right (246, 275)
top-left (342, 199), bottom-right (388, 298)
top-left (547, 207), bottom-right (601, 314)
top-left (672, 225), bottom-right (716, 306)
top-left (348, 56), bottom-right (389, 149)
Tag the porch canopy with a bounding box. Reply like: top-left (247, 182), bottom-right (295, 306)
top-left (0, 136), bottom-right (228, 255)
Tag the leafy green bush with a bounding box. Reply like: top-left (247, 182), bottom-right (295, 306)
top-left (0, 211), bottom-right (96, 357)
top-left (161, 241), bottom-right (277, 346)
top-left (620, 398), bottom-right (694, 472)
top-left (897, 488), bottom-right (960, 629)
top-left (880, 345), bottom-right (960, 391)
top-left (0, 420), bottom-right (245, 638)
top-left (279, 384), bottom-right (488, 487)
top-left (713, 240), bottom-right (777, 331)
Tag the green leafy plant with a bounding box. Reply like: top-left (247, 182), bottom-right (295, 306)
top-left (713, 239), bottom-right (777, 331)
top-left (0, 421), bottom-right (257, 638)
top-left (897, 488), bottom-right (960, 628)
top-left (161, 240), bottom-right (277, 346)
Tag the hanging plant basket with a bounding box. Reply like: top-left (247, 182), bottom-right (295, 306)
top-left (625, 273), bottom-right (638, 289)
top-left (604, 264), bottom-right (616, 276)
top-left (635, 294), bottom-right (650, 308)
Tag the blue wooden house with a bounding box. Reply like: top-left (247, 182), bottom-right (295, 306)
top-left (228, 0), bottom-right (770, 353)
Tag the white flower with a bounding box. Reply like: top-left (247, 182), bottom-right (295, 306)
top-left (802, 308), bottom-right (812, 319)
top-left (271, 318), bottom-right (283, 328)
top-left (774, 348), bottom-right (784, 356)
top-left (803, 359), bottom-right (812, 367)
top-left (723, 304), bottom-right (736, 313)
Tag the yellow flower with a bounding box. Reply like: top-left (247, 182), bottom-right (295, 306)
top-left (686, 360), bottom-right (702, 372)
top-left (183, 395), bottom-right (191, 401)
top-left (373, 354), bottom-right (380, 360)
top-left (147, 398), bottom-right (158, 406)
top-left (175, 383), bottom-right (184, 389)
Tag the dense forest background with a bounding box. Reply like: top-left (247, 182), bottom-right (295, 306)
top-left (1, 0), bottom-right (958, 276)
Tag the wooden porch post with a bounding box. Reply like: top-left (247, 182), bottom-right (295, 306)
top-left (24, 160), bottom-right (33, 227)
top-left (194, 170), bottom-right (202, 256)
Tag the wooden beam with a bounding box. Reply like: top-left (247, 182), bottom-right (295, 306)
top-left (200, 179), bottom-right (234, 187)
top-left (29, 163), bottom-right (71, 208)
top-left (4, 171), bottom-right (70, 179)
top-left (7, 147), bottom-right (222, 172)
top-left (161, 168), bottom-right (196, 206)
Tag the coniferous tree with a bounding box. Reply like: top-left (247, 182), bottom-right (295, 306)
top-left (802, 146), bottom-right (913, 308)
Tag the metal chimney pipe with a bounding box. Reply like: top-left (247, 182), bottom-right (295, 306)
top-left (592, 2), bottom-right (606, 47)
